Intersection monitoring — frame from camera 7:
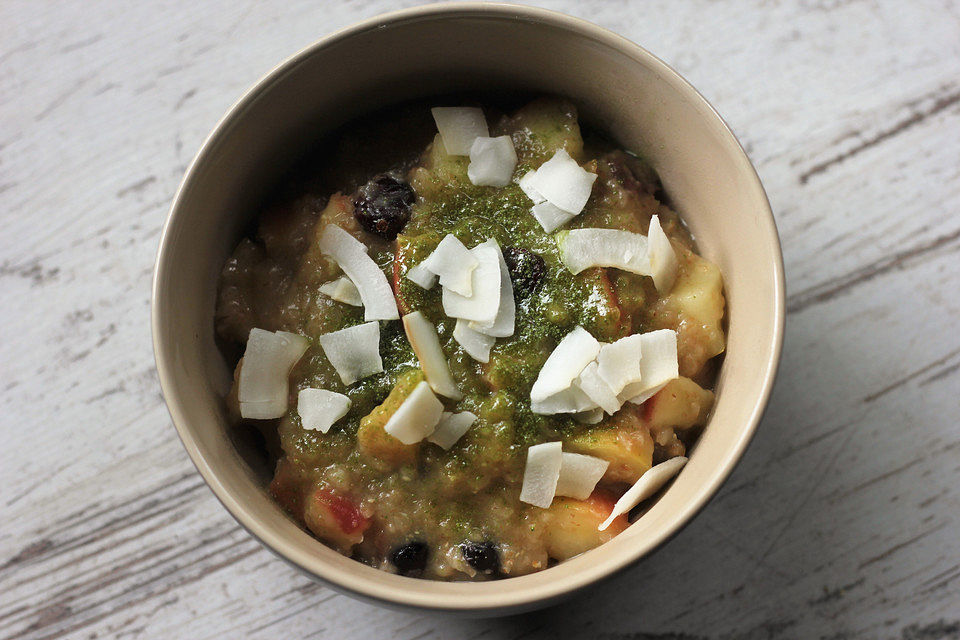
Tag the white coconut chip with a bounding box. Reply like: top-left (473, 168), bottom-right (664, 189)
top-left (555, 452), bottom-right (610, 500)
top-left (574, 361), bottom-right (621, 415)
top-left (530, 385), bottom-right (597, 415)
top-left (518, 170), bottom-right (546, 204)
top-left (621, 330), bottom-right (679, 405)
top-left (297, 388), bottom-right (351, 433)
top-left (406, 263), bottom-right (437, 289)
top-left (319, 276), bottom-right (362, 306)
top-left (453, 318), bottom-right (495, 363)
top-left (647, 214), bottom-right (679, 294)
top-left (238, 329), bottom-right (309, 419)
top-left (420, 234), bottom-right (478, 297)
top-left (525, 148), bottom-right (597, 215)
top-left (557, 228), bottom-right (651, 276)
top-left (519, 441), bottom-right (563, 508)
top-left (596, 334), bottom-right (643, 395)
top-left (318, 225), bottom-right (399, 321)
top-left (431, 107), bottom-right (488, 155)
top-left (316, 321), bottom-right (383, 386)
top-left (599, 456), bottom-right (688, 531)
top-left (427, 411), bottom-right (477, 449)
top-left (467, 240), bottom-right (515, 337)
top-left (441, 240), bottom-right (501, 324)
top-left (529, 326), bottom-right (601, 402)
top-left (573, 407), bottom-right (605, 425)
top-left (467, 136), bottom-right (518, 187)
top-left (402, 311), bottom-right (462, 400)
top-left (383, 381), bottom-right (445, 444)
top-left (530, 200), bottom-right (577, 233)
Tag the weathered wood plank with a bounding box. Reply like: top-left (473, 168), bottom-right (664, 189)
top-left (1, 0), bottom-right (958, 638)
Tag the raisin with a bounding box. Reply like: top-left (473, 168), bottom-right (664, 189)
top-left (460, 541), bottom-right (500, 575)
top-left (389, 540), bottom-right (428, 576)
top-left (353, 174), bottom-right (415, 240)
top-left (502, 247), bottom-right (546, 296)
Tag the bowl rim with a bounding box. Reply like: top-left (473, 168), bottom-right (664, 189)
top-left (152, 1), bottom-right (785, 613)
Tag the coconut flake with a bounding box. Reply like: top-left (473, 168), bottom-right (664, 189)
top-left (596, 334), bottom-right (643, 395)
top-left (453, 319), bottom-right (495, 363)
top-left (319, 276), bottom-right (362, 306)
top-left (317, 321), bottom-right (383, 386)
top-left (648, 214), bottom-right (679, 294)
top-left (318, 225), bottom-right (399, 321)
top-left (441, 240), bottom-right (501, 324)
top-left (530, 326), bottom-right (601, 402)
top-left (555, 452), bottom-right (610, 500)
top-left (406, 263), bottom-right (437, 289)
top-left (519, 441), bottom-right (563, 508)
top-left (574, 361), bottom-right (621, 415)
top-left (530, 385), bottom-right (597, 415)
top-left (402, 311), bottom-right (462, 400)
top-left (526, 148), bottom-right (596, 215)
top-left (238, 328), bottom-right (309, 419)
top-left (622, 330), bottom-right (679, 405)
top-left (383, 381), bottom-right (445, 444)
top-left (574, 407), bottom-right (605, 425)
top-left (427, 411), bottom-right (477, 449)
top-left (467, 136), bottom-right (518, 187)
top-left (297, 388), bottom-right (351, 433)
top-left (467, 240), bottom-right (515, 337)
top-left (599, 456), bottom-right (688, 531)
top-left (422, 234), bottom-right (478, 297)
top-left (518, 170), bottom-right (546, 204)
top-left (557, 228), bottom-right (651, 276)
top-left (530, 201), bottom-right (577, 233)
top-left (431, 107), bottom-right (488, 155)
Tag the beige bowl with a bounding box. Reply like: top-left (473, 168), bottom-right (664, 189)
top-left (152, 2), bottom-right (784, 615)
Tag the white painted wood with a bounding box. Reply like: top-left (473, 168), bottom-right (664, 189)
top-left (2, 1), bottom-right (958, 638)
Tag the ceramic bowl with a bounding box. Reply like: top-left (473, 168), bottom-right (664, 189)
top-left (152, 2), bottom-right (784, 615)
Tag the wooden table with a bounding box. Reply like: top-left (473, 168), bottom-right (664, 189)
top-left (2, 2), bottom-right (958, 638)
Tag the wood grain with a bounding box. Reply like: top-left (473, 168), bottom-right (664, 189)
top-left (2, 1), bottom-right (958, 638)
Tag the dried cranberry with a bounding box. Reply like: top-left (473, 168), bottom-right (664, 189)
top-left (390, 540), bottom-right (428, 576)
top-left (353, 174), bottom-right (415, 240)
top-left (460, 541), bottom-right (500, 575)
top-left (502, 247), bottom-right (546, 296)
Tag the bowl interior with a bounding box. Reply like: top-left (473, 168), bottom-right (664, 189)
top-left (153, 4), bottom-right (783, 614)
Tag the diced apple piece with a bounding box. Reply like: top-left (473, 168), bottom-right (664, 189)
top-left (297, 388), bottom-right (351, 433)
top-left (317, 321), bottom-right (383, 386)
top-left (383, 381), bottom-right (445, 444)
top-left (431, 106), bottom-right (488, 155)
top-left (529, 326), bottom-right (601, 402)
top-left (467, 135), bottom-right (518, 187)
top-left (304, 488), bottom-right (370, 553)
top-left (427, 411), bottom-right (477, 449)
top-left (565, 410), bottom-right (654, 484)
top-left (555, 453), bottom-right (610, 500)
top-left (557, 228), bottom-right (651, 276)
top-left (647, 214), bottom-right (679, 294)
top-left (357, 369), bottom-right (423, 467)
top-left (644, 377), bottom-right (715, 430)
top-left (519, 441), bottom-right (563, 508)
top-left (317, 224), bottom-right (399, 321)
top-left (599, 457), bottom-right (688, 531)
top-left (543, 491), bottom-right (629, 560)
top-left (402, 311), bottom-right (461, 400)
